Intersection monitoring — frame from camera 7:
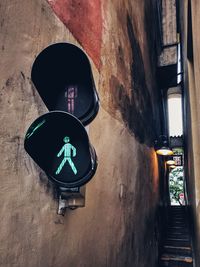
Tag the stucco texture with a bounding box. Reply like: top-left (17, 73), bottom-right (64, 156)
top-left (0, 0), bottom-right (160, 266)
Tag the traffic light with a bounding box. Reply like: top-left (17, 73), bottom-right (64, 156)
top-left (25, 42), bottom-right (99, 201)
top-left (24, 111), bottom-right (97, 188)
top-left (31, 43), bottom-right (99, 125)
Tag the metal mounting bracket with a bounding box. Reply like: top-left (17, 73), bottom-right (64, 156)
top-left (57, 186), bottom-right (86, 215)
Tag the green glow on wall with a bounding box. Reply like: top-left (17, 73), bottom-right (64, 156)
top-left (26, 119), bottom-right (46, 139)
top-left (55, 136), bottom-right (77, 175)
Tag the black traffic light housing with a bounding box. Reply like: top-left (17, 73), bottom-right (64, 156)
top-left (25, 43), bottom-right (99, 212)
top-left (31, 43), bottom-right (99, 126)
top-left (24, 111), bottom-right (97, 188)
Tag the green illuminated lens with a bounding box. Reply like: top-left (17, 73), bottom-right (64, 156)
top-left (55, 136), bottom-right (78, 175)
top-left (26, 119), bottom-right (46, 139)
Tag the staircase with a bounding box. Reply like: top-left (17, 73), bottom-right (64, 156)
top-left (159, 206), bottom-right (193, 267)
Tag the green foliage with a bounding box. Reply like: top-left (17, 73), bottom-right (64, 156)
top-left (169, 166), bottom-right (184, 204)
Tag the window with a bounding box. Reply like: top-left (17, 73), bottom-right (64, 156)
top-left (167, 90), bottom-right (183, 137)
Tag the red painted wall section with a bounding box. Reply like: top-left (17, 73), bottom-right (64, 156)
top-left (47, 0), bottom-right (102, 69)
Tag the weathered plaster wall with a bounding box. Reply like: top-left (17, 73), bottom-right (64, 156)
top-left (0, 1), bottom-right (160, 266)
top-left (181, 0), bottom-right (200, 265)
top-left (47, 0), bottom-right (102, 69)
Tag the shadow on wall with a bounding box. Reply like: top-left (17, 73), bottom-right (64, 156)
top-left (109, 14), bottom-right (155, 146)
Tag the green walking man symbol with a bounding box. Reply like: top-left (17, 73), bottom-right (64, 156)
top-left (55, 136), bottom-right (77, 175)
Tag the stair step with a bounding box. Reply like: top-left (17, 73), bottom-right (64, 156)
top-left (167, 234), bottom-right (190, 239)
top-left (169, 216), bottom-right (187, 219)
top-left (160, 261), bottom-right (193, 267)
top-left (170, 219), bottom-right (187, 222)
top-left (169, 209), bottom-right (186, 211)
top-left (166, 237), bottom-right (190, 242)
top-left (161, 254), bottom-right (193, 263)
top-left (170, 219), bottom-right (187, 221)
top-left (165, 238), bottom-right (190, 243)
top-left (169, 215), bottom-right (187, 217)
top-left (163, 245), bottom-right (192, 256)
top-left (159, 206), bottom-right (193, 266)
top-left (167, 228), bottom-right (189, 232)
top-left (169, 206), bottom-right (186, 209)
top-left (169, 221), bottom-right (187, 223)
top-left (171, 223), bottom-right (187, 225)
top-left (170, 213), bottom-right (186, 215)
top-left (168, 228), bottom-right (189, 231)
top-left (170, 220), bottom-right (186, 223)
top-left (160, 259), bottom-right (193, 266)
top-left (171, 215), bottom-right (186, 217)
top-left (164, 245), bottom-right (192, 250)
top-left (167, 232), bottom-right (189, 236)
top-left (169, 223), bottom-right (187, 226)
top-left (164, 239), bottom-right (191, 247)
top-left (169, 210), bottom-right (186, 212)
top-left (169, 215), bottom-right (187, 218)
top-left (167, 231), bottom-right (189, 234)
top-left (167, 233), bottom-right (189, 237)
top-left (168, 227), bottom-right (189, 232)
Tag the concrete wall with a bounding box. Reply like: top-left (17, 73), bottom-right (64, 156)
top-left (0, 1), bottom-right (161, 266)
top-left (181, 0), bottom-right (200, 265)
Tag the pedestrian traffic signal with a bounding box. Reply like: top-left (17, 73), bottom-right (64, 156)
top-left (31, 43), bottom-right (99, 125)
top-left (24, 111), bottom-right (97, 188)
top-left (25, 43), bottom-right (99, 192)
